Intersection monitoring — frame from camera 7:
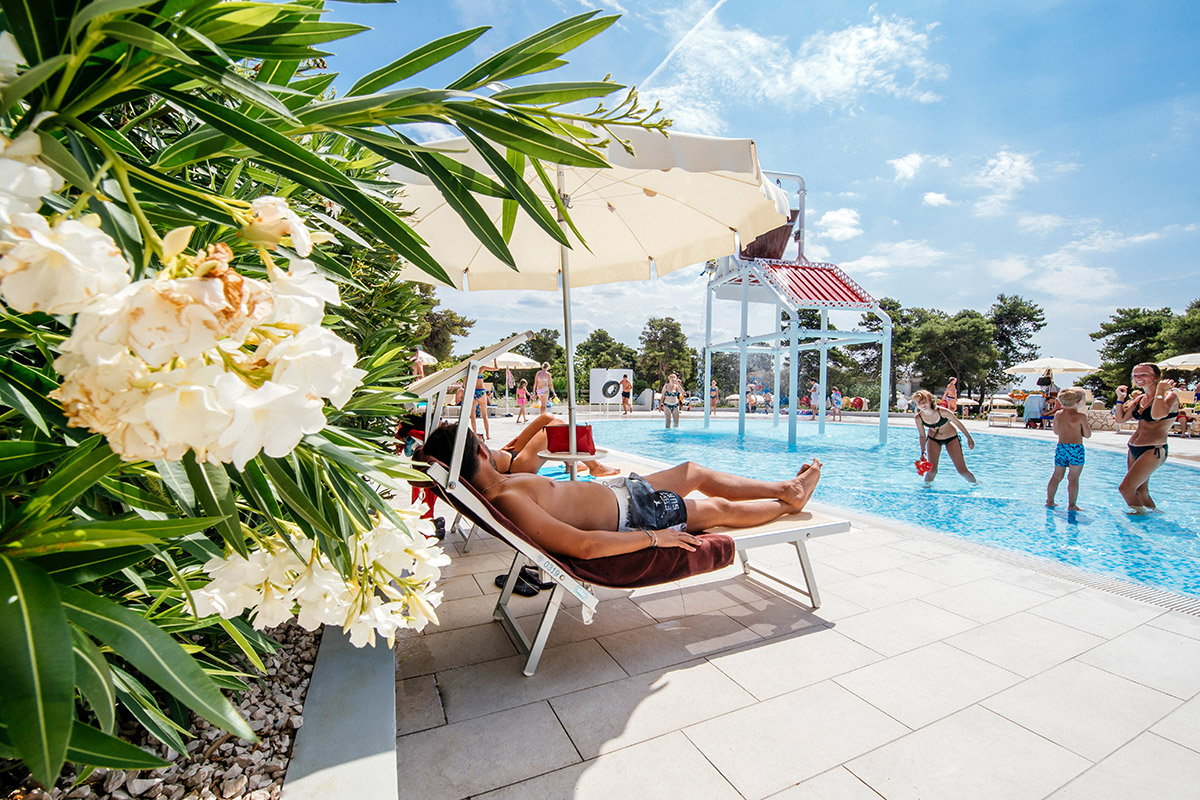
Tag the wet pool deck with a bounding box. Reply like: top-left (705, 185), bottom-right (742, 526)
top-left (394, 412), bottom-right (1200, 800)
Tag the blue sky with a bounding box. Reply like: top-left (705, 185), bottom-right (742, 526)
top-left (325, 1), bottom-right (1199, 379)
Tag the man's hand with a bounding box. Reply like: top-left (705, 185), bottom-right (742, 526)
top-left (654, 529), bottom-right (702, 551)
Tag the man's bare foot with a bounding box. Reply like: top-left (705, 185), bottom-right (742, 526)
top-left (584, 463), bottom-right (620, 477)
top-left (1068, 505), bottom-right (1082, 511)
top-left (1046, 501), bottom-right (1056, 508)
top-left (782, 459), bottom-right (822, 511)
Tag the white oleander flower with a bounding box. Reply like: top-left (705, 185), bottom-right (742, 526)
top-left (215, 380), bottom-right (328, 470)
top-left (345, 594), bottom-right (409, 648)
top-left (0, 213), bottom-right (131, 314)
top-left (0, 32), bottom-right (25, 86)
top-left (292, 559), bottom-right (354, 631)
top-left (0, 132), bottom-right (64, 224)
top-left (142, 364), bottom-right (237, 463)
top-left (267, 257), bottom-right (340, 326)
top-left (252, 584), bottom-right (296, 630)
top-left (268, 325), bottom-right (366, 408)
top-left (242, 196), bottom-right (315, 256)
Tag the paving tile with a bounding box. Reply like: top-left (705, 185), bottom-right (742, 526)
top-left (425, 589), bottom-right (549, 632)
top-left (1027, 588), bottom-right (1163, 638)
top-left (1046, 733), bottom-right (1200, 799)
top-left (394, 701), bottom-right (578, 800)
top-left (629, 578), bottom-right (771, 620)
top-left (514, 596), bottom-right (656, 648)
top-left (981, 660), bottom-right (1181, 761)
top-left (773, 766), bottom-right (890, 799)
top-left (835, 642), bottom-right (1021, 728)
top-left (900, 551), bottom-right (1012, 586)
top-left (816, 527), bottom-right (906, 551)
top-left (1146, 610), bottom-right (1200, 641)
top-left (845, 705), bottom-right (1089, 800)
top-left (1077, 624), bottom-right (1200, 698)
top-left (815, 545), bottom-right (928, 577)
top-left (993, 567), bottom-right (1083, 597)
top-left (596, 608), bottom-right (761, 675)
top-left (945, 611), bottom-right (1105, 677)
top-left (1150, 695), bottom-right (1200, 753)
top-left (395, 674), bottom-right (443, 736)
top-left (887, 537), bottom-right (960, 559)
top-left (830, 598), bottom-right (978, 657)
top-left (439, 550), bottom-right (510, 579)
top-left (709, 627), bottom-right (880, 700)
top-left (439, 639), bottom-right (627, 722)
top-left (475, 732), bottom-right (742, 800)
top-left (920, 576), bottom-right (1055, 623)
top-left (551, 660), bottom-right (757, 759)
top-left (432, 573), bottom-right (485, 602)
top-left (815, 567), bottom-right (948, 610)
top-left (719, 596), bottom-right (828, 639)
top-left (394, 621), bottom-right (517, 679)
top-left (684, 680), bottom-right (908, 800)
top-left (797, 588), bottom-right (871, 622)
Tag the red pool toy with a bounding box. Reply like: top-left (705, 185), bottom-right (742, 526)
top-left (914, 455), bottom-right (932, 476)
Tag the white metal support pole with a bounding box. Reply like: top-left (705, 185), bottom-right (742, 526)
top-left (557, 167), bottom-right (579, 479)
top-left (789, 317), bottom-right (799, 446)
top-left (738, 263), bottom-right (749, 436)
top-left (704, 269), bottom-right (713, 428)
top-left (818, 308), bottom-right (828, 436)
top-left (773, 307), bottom-right (782, 426)
top-left (880, 321), bottom-right (893, 445)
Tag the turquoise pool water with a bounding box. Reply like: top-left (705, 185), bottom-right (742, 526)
top-left (588, 420), bottom-right (1200, 598)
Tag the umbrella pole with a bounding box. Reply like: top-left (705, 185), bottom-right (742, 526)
top-left (557, 167), bottom-right (579, 479)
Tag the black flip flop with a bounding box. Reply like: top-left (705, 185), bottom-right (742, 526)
top-left (520, 566), bottom-right (557, 590)
top-left (494, 573), bottom-right (540, 597)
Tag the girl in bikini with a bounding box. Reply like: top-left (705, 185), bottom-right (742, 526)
top-left (913, 389), bottom-right (977, 484)
top-left (515, 379), bottom-right (529, 423)
top-left (1113, 362), bottom-right (1179, 513)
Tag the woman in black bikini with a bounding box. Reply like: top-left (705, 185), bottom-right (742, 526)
top-left (913, 389), bottom-right (977, 484)
top-left (1114, 362), bottom-right (1179, 513)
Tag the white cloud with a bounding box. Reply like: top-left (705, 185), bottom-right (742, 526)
top-left (888, 153), bottom-right (923, 182)
top-left (923, 192), bottom-right (953, 207)
top-left (982, 255), bottom-right (1032, 282)
top-left (839, 239), bottom-right (949, 277)
top-left (1028, 251), bottom-right (1124, 301)
top-left (816, 208), bottom-right (862, 241)
top-left (970, 149), bottom-right (1037, 216)
top-left (1017, 213), bottom-right (1065, 235)
top-left (804, 241), bottom-right (832, 262)
top-left (643, 12), bottom-right (948, 133)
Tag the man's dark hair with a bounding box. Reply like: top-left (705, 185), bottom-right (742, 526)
top-left (413, 422), bottom-right (480, 483)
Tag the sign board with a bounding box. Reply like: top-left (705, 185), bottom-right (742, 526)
top-left (589, 368), bottom-right (633, 404)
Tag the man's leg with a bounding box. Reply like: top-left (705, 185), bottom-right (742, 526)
top-left (644, 460), bottom-right (821, 510)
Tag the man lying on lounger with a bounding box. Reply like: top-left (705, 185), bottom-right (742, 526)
top-left (415, 423), bottom-right (822, 560)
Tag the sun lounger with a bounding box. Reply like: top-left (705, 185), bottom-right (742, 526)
top-left (987, 411), bottom-right (1017, 427)
top-left (416, 459), bottom-right (850, 676)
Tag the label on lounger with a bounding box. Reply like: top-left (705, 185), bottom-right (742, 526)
top-left (533, 554), bottom-right (596, 606)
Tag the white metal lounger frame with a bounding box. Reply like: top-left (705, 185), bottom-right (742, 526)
top-left (421, 462), bottom-right (851, 675)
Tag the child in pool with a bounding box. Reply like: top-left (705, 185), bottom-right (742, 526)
top-left (1046, 387), bottom-right (1092, 510)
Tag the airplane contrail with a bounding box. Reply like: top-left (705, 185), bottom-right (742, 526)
top-left (641, 0), bottom-right (729, 88)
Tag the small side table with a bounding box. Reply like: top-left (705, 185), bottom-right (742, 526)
top-left (537, 448), bottom-right (609, 481)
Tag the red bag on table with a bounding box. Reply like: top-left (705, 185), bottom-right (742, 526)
top-left (545, 424), bottom-right (595, 454)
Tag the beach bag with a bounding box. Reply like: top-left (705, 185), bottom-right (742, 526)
top-left (545, 424), bottom-right (595, 455)
top-left (1036, 375), bottom-right (1051, 387)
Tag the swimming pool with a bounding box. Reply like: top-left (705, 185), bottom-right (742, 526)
top-left (589, 419), bottom-right (1200, 599)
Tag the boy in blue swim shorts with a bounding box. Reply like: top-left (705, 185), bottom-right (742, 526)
top-left (1046, 388), bottom-right (1092, 510)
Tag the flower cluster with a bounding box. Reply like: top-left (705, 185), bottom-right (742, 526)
top-left (52, 250), bottom-right (366, 468)
top-left (190, 512), bottom-right (449, 647)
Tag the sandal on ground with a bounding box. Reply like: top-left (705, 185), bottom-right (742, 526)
top-left (494, 573), bottom-right (540, 597)
top-left (520, 565), bottom-right (557, 590)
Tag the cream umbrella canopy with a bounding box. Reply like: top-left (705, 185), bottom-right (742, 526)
top-left (1157, 353), bottom-right (1200, 371)
top-left (392, 127), bottom-right (789, 453)
top-left (1004, 357), bottom-right (1099, 376)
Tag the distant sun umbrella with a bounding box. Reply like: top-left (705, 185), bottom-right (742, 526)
top-left (1004, 357), bottom-right (1098, 375)
top-left (1157, 353), bottom-right (1200, 371)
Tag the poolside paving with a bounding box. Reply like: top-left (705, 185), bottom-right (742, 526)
top-left (396, 412), bottom-right (1200, 799)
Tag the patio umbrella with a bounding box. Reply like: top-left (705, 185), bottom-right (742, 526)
top-left (414, 349), bottom-right (438, 366)
top-left (480, 352), bottom-right (540, 370)
top-left (1004, 357), bottom-right (1098, 376)
top-left (1157, 352), bottom-right (1200, 371)
top-left (392, 127), bottom-right (788, 453)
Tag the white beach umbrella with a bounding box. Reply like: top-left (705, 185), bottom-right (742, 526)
top-left (1157, 352), bottom-right (1200, 371)
top-left (480, 352), bottom-right (541, 370)
top-left (1004, 357), bottom-right (1098, 375)
top-left (393, 127), bottom-right (788, 452)
top-left (414, 349), bottom-right (438, 366)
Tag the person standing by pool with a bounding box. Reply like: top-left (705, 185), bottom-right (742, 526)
top-left (830, 386), bottom-right (844, 422)
top-left (941, 377), bottom-right (958, 412)
top-left (533, 361), bottom-right (552, 414)
top-left (471, 370), bottom-right (491, 440)
top-left (620, 373), bottom-right (633, 415)
top-left (1046, 388), bottom-right (1091, 510)
top-left (809, 379), bottom-right (822, 419)
top-left (1114, 362), bottom-right (1179, 513)
top-left (913, 389), bottom-right (977, 484)
top-left (709, 379), bottom-right (719, 413)
top-left (515, 379), bottom-right (529, 424)
top-left (661, 373), bottom-right (683, 428)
